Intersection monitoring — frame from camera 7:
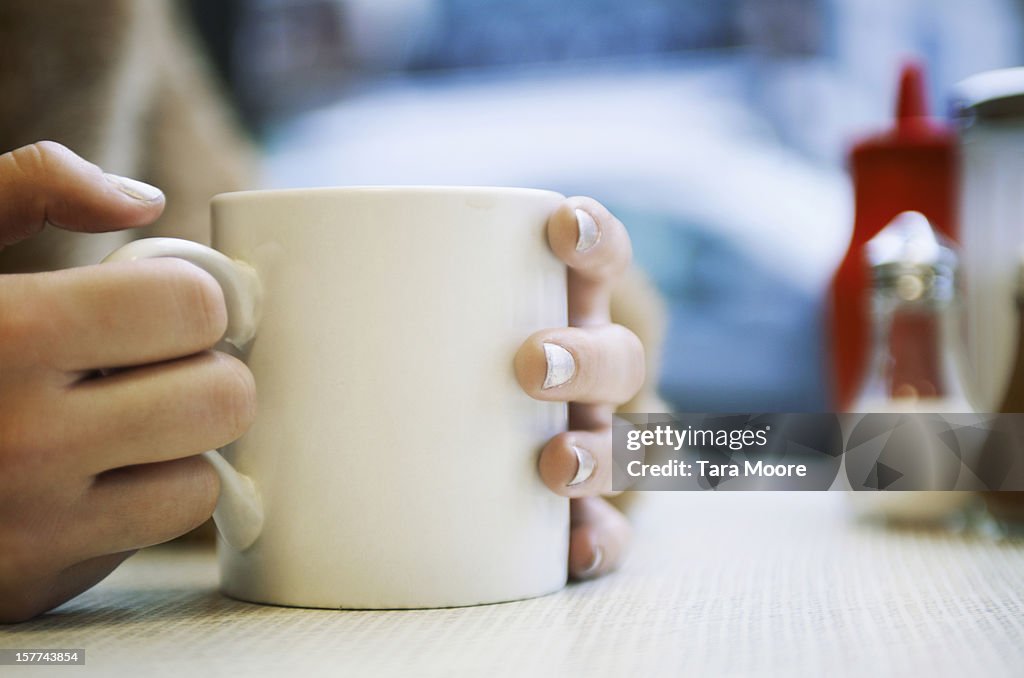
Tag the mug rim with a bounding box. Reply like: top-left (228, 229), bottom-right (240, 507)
top-left (213, 185), bottom-right (565, 205)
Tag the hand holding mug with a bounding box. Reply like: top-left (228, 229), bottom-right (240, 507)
top-left (0, 142), bottom-right (645, 620)
top-left (516, 198), bottom-right (643, 580)
top-left (0, 142), bottom-right (252, 622)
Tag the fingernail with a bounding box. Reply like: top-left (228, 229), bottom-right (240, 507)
top-left (579, 546), bottom-right (604, 578)
top-left (575, 208), bottom-right (600, 252)
top-left (104, 173), bottom-right (163, 202)
top-left (542, 342), bottom-right (575, 389)
top-left (567, 445), bottom-right (595, 486)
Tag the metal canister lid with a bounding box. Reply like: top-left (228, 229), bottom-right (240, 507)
top-left (951, 67), bottom-right (1024, 124)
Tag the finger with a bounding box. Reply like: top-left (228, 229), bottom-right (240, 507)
top-left (0, 258), bottom-right (228, 371)
top-left (568, 497), bottom-right (631, 580)
top-left (63, 351), bottom-right (256, 474)
top-left (42, 551), bottom-right (136, 617)
top-left (0, 141), bottom-right (164, 249)
top-left (538, 429), bottom-right (614, 497)
top-left (0, 551), bottom-right (134, 624)
top-left (515, 324), bottom-right (645, 404)
top-left (547, 197), bottom-right (632, 326)
top-left (74, 455), bottom-right (219, 558)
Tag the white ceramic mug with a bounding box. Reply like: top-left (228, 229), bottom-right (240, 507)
top-left (104, 186), bottom-right (569, 609)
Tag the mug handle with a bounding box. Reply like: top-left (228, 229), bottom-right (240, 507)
top-left (103, 237), bottom-right (264, 551)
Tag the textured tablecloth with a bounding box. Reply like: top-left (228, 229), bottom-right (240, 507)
top-left (2, 492), bottom-right (1022, 677)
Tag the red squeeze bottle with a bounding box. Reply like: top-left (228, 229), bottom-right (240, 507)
top-left (829, 62), bottom-right (958, 410)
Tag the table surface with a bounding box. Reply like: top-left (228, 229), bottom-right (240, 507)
top-left (2, 492), bottom-right (1023, 677)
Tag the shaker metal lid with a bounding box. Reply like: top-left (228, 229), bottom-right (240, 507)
top-left (952, 67), bottom-right (1024, 121)
top-left (868, 212), bottom-right (956, 301)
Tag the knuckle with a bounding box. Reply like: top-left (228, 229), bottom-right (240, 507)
top-left (9, 141), bottom-right (48, 176)
top-left (29, 139), bottom-right (69, 160)
top-left (177, 457), bottom-right (220, 530)
top-left (163, 259), bottom-right (228, 348)
top-left (8, 141), bottom-right (70, 183)
top-left (108, 458), bottom-right (219, 546)
top-left (137, 457), bottom-right (219, 544)
top-left (206, 353), bottom-right (257, 441)
top-left (0, 142), bottom-right (77, 244)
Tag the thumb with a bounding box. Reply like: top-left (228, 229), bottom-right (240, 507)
top-left (0, 141), bottom-right (165, 249)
